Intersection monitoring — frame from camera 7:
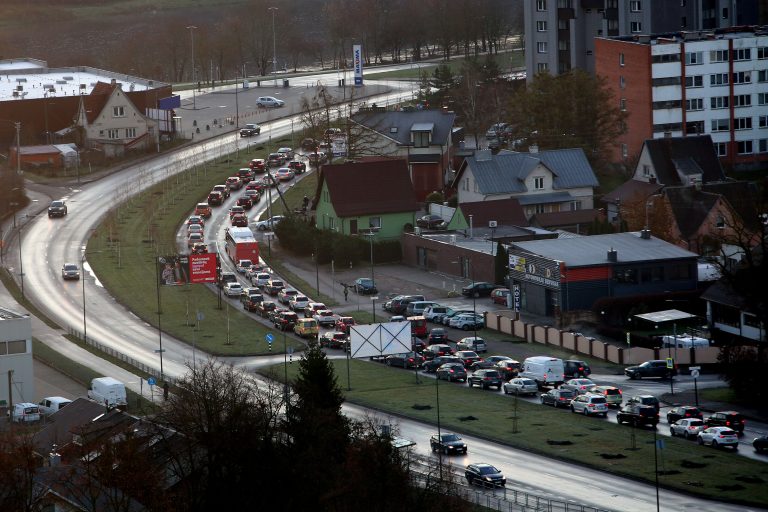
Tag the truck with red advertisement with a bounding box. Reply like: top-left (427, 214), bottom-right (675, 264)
top-left (225, 227), bottom-right (259, 264)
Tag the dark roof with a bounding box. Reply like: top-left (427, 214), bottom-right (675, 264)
top-left (456, 148), bottom-right (598, 195)
top-left (409, 154), bottom-right (441, 163)
top-left (33, 398), bottom-right (106, 455)
top-left (530, 209), bottom-right (605, 229)
top-left (702, 181), bottom-right (760, 230)
top-left (81, 82), bottom-right (119, 124)
top-left (701, 280), bottom-right (746, 309)
top-left (319, 159), bottom-right (419, 217)
top-left (602, 179), bottom-right (664, 205)
top-left (511, 231), bottom-right (698, 267)
top-left (459, 199), bottom-right (528, 227)
top-left (664, 186), bottom-right (721, 239)
top-left (643, 135), bottom-right (725, 185)
top-left (350, 109), bottom-right (456, 147)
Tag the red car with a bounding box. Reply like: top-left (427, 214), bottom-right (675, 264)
top-left (287, 160), bottom-right (307, 174)
top-left (249, 159), bottom-right (266, 172)
top-left (490, 288), bottom-right (511, 305)
top-left (231, 214), bottom-right (248, 227)
top-left (237, 196), bottom-right (253, 210)
top-left (335, 316), bottom-right (356, 334)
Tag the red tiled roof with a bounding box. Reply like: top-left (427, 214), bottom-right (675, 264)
top-left (320, 159), bottom-right (419, 217)
top-left (602, 179), bottom-right (663, 205)
top-left (459, 199), bottom-right (528, 226)
top-left (82, 81), bottom-right (118, 124)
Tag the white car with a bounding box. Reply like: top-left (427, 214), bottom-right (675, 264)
top-left (187, 232), bottom-right (204, 247)
top-left (670, 418), bottom-right (706, 439)
top-left (278, 288), bottom-right (299, 305)
top-left (503, 377), bottom-right (538, 396)
top-left (423, 305), bottom-right (449, 323)
top-left (455, 336), bottom-right (487, 353)
top-left (10, 402), bottom-right (41, 423)
top-left (313, 309), bottom-right (337, 328)
top-left (698, 427), bottom-right (739, 449)
top-left (560, 378), bottom-right (597, 395)
top-left (236, 259), bottom-right (254, 274)
top-left (254, 215), bottom-right (285, 231)
top-left (449, 313), bottom-right (485, 331)
top-left (277, 147), bottom-right (294, 160)
top-left (256, 96), bottom-right (285, 108)
top-left (251, 272), bottom-right (272, 288)
top-left (289, 295), bottom-right (310, 312)
top-left (570, 394), bottom-right (608, 416)
top-left (223, 282), bottom-right (243, 297)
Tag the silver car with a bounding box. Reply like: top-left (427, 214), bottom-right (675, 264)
top-left (670, 418), bottom-right (706, 439)
top-left (503, 377), bottom-right (538, 396)
top-left (570, 394), bottom-right (608, 417)
top-left (697, 427), bottom-right (739, 449)
top-left (560, 378), bottom-right (597, 395)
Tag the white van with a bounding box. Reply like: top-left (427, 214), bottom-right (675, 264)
top-left (11, 402), bottom-right (41, 423)
top-left (519, 356), bottom-right (565, 389)
top-left (661, 335), bottom-right (710, 348)
top-left (88, 377), bottom-right (128, 410)
top-left (38, 396), bottom-right (73, 416)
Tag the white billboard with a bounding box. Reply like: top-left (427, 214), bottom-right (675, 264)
top-left (349, 321), bottom-right (411, 358)
top-left (353, 44), bottom-right (363, 85)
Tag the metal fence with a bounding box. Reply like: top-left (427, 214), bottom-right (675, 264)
top-left (67, 327), bottom-right (175, 385)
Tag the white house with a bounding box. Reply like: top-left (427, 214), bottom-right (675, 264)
top-left (0, 307), bottom-right (34, 405)
top-left (452, 147), bottom-right (599, 219)
top-left (76, 81), bottom-right (158, 158)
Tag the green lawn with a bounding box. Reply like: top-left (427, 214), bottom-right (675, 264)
top-left (365, 52), bottom-right (524, 80)
top-left (262, 358), bottom-right (768, 508)
top-left (86, 139), bottom-right (309, 356)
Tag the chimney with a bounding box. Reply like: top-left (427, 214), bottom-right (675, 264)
top-left (110, 78), bottom-right (116, 86)
top-left (469, 214), bottom-right (474, 238)
top-left (607, 248), bottom-right (618, 262)
top-left (529, 144), bottom-right (539, 154)
top-left (640, 229), bottom-right (651, 239)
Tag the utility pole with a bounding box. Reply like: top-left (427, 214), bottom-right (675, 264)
top-left (15, 122), bottom-right (21, 175)
top-left (187, 26), bottom-right (197, 109)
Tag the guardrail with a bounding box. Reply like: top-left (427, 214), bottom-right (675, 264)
top-left (67, 327), bottom-right (174, 385)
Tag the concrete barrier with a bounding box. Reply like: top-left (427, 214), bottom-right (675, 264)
top-left (562, 332), bottom-right (576, 351)
top-left (592, 339), bottom-right (607, 360)
top-left (533, 325), bottom-right (547, 344)
top-left (607, 345), bottom-right (622, 364)
top-left (576, 336), bottom-right (591, 355)
top-left (546, 327), bottom-right (561, 346)
top-left (499, 315), bottom-right (513, 335)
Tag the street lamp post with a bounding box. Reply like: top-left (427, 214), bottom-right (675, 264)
top-left (269, 7), bottom-right (278, 87)
top-left (81, 254), bottom-right (87, 340)
top-left (187, 25), bottom-right (197, 110)
top-left (18, 224), bottom-right (24, 299)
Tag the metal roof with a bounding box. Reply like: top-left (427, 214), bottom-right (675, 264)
top-left (635, 309), bottom-right (697, 323)
top-left (515, 191), bottom-right (573, 205)
top-left (512, 231), bottom-right (698, 267)
top-left (350, 110), bottom-right (455, 147)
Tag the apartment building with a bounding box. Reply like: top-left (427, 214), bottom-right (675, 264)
top-left (524, 0), bottom-right (760, 80)
top-left (596, 26), bottom-right (768, 168)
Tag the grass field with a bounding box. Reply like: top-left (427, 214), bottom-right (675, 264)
top-left (365, 51), bottom-right (525, 81)
top-left (262, 358), bottom-right (768, 508)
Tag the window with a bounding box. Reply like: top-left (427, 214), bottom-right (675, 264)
top-left (619, 75), bottom-right (626, 89)
top-left (113, 106), bottom-right (125, 117)
top-left (681, 16), bottom-right (687, 27)
top-left (759, 70), bottom-right (768, 83)
top-left (619, 98), bottom-right (627, 111)
top-left (737, 140), bottom-right (753, 154)
top-left (537, 42), bottom-right (548, 53)
top-left (570, 200), bottom-right (582, 211)
top-left (630, 22), bottom-right (642, 33)
top-left (608, 19), bottom-right (618, 31)
top-left (559, 40), bottom-right (569, 51)
top-left (734, 94), bottom-right (752, 107)
top-left (710, 73), bottom-right (728, 86)
top-left (537, 0), bottom-right (547, 10)
top-left (7, 340), bottom-right (26, 354)
top-left (711, 96), bottom-right (729, 109)
top-left (558, 19), bottom-right (568, 30)
top-left (621, 143), bottom-right (628, 159)
top-left (685, 120), bottom-right (705, 134)
top-left (652, 99), bottom-right (681, 109)
top-left (760, 116), bottom-right (768, 128)
top-left (758, 93), bottom-right (768, 105)
top-left (652, 54), bottom-right (680, 63)
top-left (652, 122), bottom-right (682, 133)
top-left (413, 131), bottom-right (430, 147)
top-left (619, 53), bottom-right (625, 66)
top-left (107, 129), bottom-right (120, 139)
top-left (630, 1), bottom-right (641, 12)
top-left (642, 164), bottom-right (651, 177)
top-left (759, 139), bottom-right (768, 154)
top-left (463, 177), bottom-right (469, 191)
top-left (651, 76), bottom-right (680, 86)
top-left (757, 47), bottom-right (768, 59)
top-left (534, 204), bottom-right (546, 214)
top-left (685, 75), bottom-right (703, 88)
top-left (537, 21), bottom-right (547, 32)
top-left (722, 7), bottom-right (728, 19)
top-left (732, 48), bottom-right (751, 61)
top-left (733, 71), bottom-right (751, 84)
top-left (714, 142), bottom-right (728, 156)
top-left (710, 49), bottom-right (728, 62)
top-left (685, 52), bottom-right (702, 65)
top-left (614, 268), bottom-right (638, 284)
top-left (534, 176), bottom-right (544, 190)
top-left (125, 128), bottom-right (136, 138)
top-left (368, 217), bottom-right (381, 229)
top-left (711, 119), bottom-right (729, 132)
top-left (685, 98), bottom-right (704, 111)
top-left (537, 62), bottom-right (549, 72)
top-left (734, 117), bottom-right (752, 130)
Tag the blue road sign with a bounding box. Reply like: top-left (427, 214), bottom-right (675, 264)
top-left (266, 333), bottom-right (274, 343)
top-left (147, 377), bottom-right (156, 386)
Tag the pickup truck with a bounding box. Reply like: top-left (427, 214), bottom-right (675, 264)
top-left (624, 360), bottom-right (676, 380)
top-left (616, 403), bottom-right (659, 427)
top-left (239, 123), bottom-right (261, 137)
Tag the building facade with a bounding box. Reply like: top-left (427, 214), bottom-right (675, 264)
top-left (596, 27), bottom-right (768, 168)
top-left (524, 0), bottom-right (760, 81)
top-left (0, 307), bottom-right (34, 405)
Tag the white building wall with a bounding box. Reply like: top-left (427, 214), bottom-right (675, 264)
top-left (0, 308), bottom-right (35, 404)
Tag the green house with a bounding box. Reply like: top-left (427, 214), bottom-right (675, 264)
top-left (313, 159), bottom-right (419, 240)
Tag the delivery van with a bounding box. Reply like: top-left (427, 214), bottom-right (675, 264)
top-left (519, 356), bottom-right (565, 390)
top-left (661, 335), bottom-right (710, 348)
top-left (38, 396), bottom-right (73, 416)
top-left (88, 377), bottom-right (128, 410)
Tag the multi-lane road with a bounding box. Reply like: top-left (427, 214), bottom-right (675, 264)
top-left (14, 75), bottom-right (768, 512)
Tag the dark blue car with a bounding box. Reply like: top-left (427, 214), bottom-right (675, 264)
top-left (353, 277), bottom-right (377, 295)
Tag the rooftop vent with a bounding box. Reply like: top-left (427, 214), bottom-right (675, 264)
top-left (607, 248), bottom-right (618, 262)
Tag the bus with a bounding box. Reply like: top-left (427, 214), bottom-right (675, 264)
top-left (224, 227), bottom-right (259, 263)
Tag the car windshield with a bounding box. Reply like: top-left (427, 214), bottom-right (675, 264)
top-left (559, 390), bottom-right (575, 397)
top-left (477, 465), bottom-right (500, 475)
top-left (51, 201), bottom-right (63, 207)
top-left (64, 264), bottom-right (78, 271)
top-left (591, 397), bottom-right (607, 404)
top-left (689, 420), bottom-right (704, 426)
top-left (520, 379), bottom-right (535, 385)
top-left (441, 434), bottom-right (461, 442)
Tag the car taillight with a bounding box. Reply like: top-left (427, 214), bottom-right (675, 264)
top-left (588, 404), bottom-right (595, 408)
top-left (726, 421), bottom-right (731, 426)
top-left (618, 390), bottom-right (622, 394)
top-left (741, 420), bottom-right (746, 424)
top-left (685, 413), bottom-right (691, 417)
top-left (578, 367), bottom-right (583, 371)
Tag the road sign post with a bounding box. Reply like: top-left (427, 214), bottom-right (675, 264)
top-left (690, 366), bottom-right (700, 406)
top-left (148, 376), bottom-right (156, 403)
top-left (666, 357), bottom-right (675, 394)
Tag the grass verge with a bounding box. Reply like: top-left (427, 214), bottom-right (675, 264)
top-left (0, 268), bottom-right (61, 330)
top-left (261, 359), bottom-right (768, 508)
top-left (85, 138), bottom-right (306, 356)
top-left (365, 52), bottom-right (525, 80)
